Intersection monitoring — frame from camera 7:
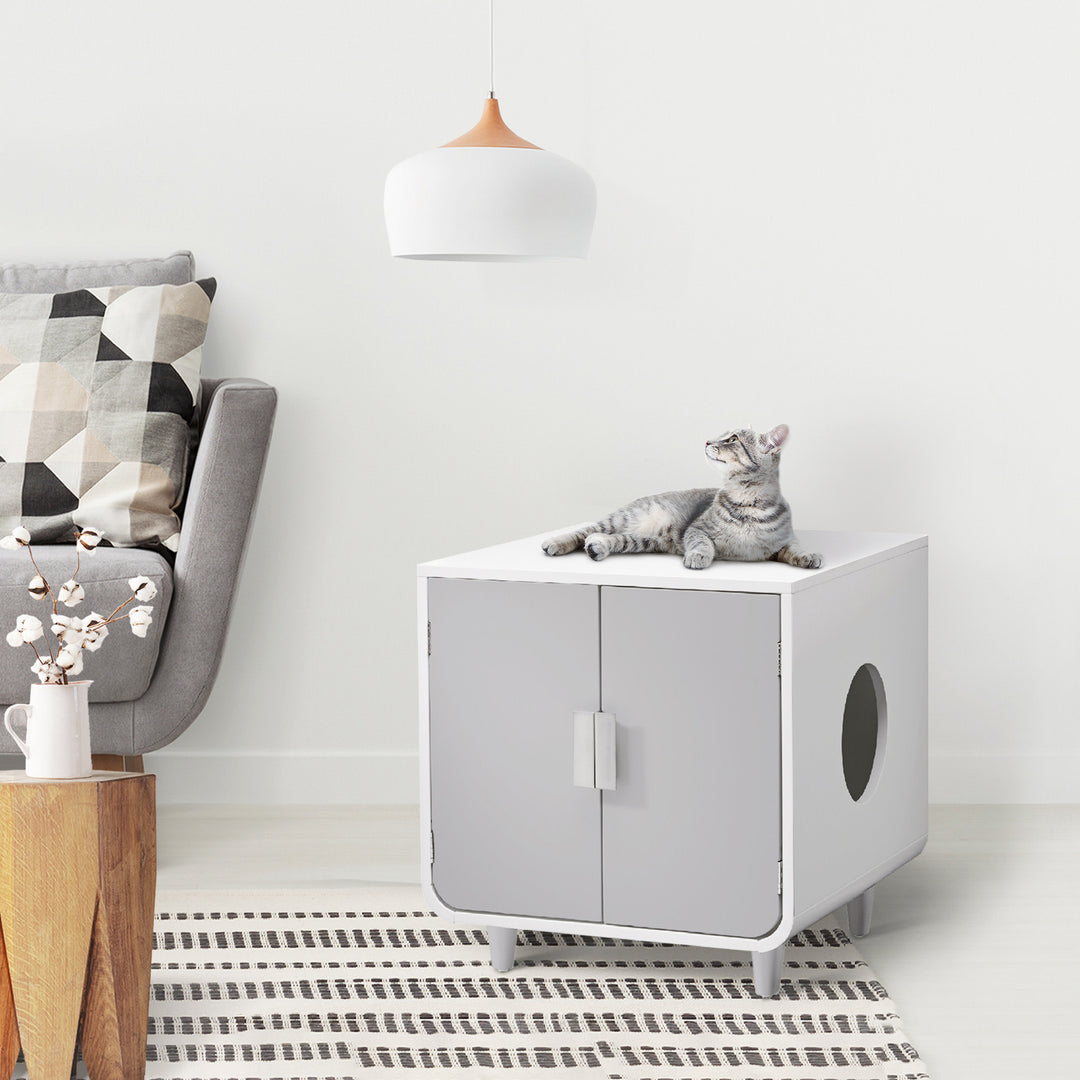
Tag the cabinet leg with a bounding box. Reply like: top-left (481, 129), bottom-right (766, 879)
top-left (847, 884), bottom-right (876, 939)
top-left (487, 926), bottom-right (517, 972)
top-left (751, 945), bottom-right (784, 998)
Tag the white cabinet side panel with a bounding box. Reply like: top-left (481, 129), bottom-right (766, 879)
top-left (790, 549), bottom-right (929, 921)
top-left (427, 578), bottom-right (602, 922)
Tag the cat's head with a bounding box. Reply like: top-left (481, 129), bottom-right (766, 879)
top-left (705, 424), bottom-right (789, 475)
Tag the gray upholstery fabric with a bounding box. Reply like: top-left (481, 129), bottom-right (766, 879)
top-left (133, 378), bottom-right (276, 752)
top-left (0, 251), bottom-right (194, 292)
top-left (0, 546), bottom-right (172, 706)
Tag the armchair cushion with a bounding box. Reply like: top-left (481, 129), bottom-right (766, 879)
top-left (0, 279), bottom-right (216, 551)
top-left (0, 545), bottom-right (172, 704)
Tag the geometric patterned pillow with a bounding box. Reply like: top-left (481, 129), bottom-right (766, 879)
top-left (0, 279), bottom-right (215, 552)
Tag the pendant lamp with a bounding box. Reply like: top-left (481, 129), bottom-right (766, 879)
top-left (384, 1), bottom-right (596, 261)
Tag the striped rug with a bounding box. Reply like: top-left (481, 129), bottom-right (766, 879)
top-left (21, 885), bottom-right (930, 1079)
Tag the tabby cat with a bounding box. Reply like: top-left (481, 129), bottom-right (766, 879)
top-left (542, 424), bottom-right (822, 571)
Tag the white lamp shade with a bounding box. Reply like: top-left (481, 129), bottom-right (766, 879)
top-left (384, 146), bottom-right (597, 260)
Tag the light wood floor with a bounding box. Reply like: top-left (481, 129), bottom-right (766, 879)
top-left (157, 803), bottom-right (1080, 1080)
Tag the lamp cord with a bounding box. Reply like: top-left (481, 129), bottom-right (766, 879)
top-left (489, 0), bottom-right (495, 98)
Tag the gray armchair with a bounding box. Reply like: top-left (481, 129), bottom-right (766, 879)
top-left (0, 253), bottom-right (276, 765)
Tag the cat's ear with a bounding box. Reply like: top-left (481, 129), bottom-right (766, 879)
top-left (760, 424), bottom-right (790, 455)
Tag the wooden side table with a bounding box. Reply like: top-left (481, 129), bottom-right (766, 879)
top-left (0, 771), bottom-right (155, 1080)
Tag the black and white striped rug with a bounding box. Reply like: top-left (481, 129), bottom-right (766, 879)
top-left (26, 886), bottom-right (930, 1079)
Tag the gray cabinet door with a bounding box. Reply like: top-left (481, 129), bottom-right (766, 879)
top-left (600, 586), bottom-right (782, 938)
top-left (427, 578), bottom-right (602, 922)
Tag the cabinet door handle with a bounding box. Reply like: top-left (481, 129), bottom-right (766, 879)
top-left (572, 711), bottom-right (596, 788)
top-left (594, 712), bottom-right (617, 790)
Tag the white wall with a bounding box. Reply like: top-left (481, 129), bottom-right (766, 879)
top-left (2, 2), bottom-right (1076, 803)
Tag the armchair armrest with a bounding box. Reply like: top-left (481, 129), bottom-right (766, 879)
top-left (134, 378), bottom-right (277, 751)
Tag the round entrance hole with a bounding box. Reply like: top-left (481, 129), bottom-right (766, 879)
top-left (842, 663), bottom-right (887, 802)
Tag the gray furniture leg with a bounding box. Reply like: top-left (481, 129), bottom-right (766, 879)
top-left (847, 884), bottom-right (876, 938)
top-left (751, 945), bottom-right (784, 998)
top-left (488, 925), bottom-right (517, 971)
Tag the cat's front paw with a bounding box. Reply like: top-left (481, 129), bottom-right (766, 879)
top-left (793, 551), bottom-right (822, 569)
top-left (683, 549), bottom-right (712, 570)
top-left (584, 534), bottom-right (611, 561)
top-left (542, 536), bottom-right (574, 557)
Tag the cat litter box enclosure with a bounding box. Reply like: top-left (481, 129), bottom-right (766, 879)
top-left (417, 530), bottom-right (927, 996)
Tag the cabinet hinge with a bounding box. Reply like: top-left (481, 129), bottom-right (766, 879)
top-left (429, 829), bottom-right (435, 865)
top-left (427, 621), bottom-right (432, 657)
top-left (777, 860), bottom-right (783, 894)
top-left (777, 640), bottom-right (782, 678)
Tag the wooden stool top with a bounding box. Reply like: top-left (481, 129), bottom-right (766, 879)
top-left (0, 768), bottom-right (146, 786)
top-left (0, 769), bottom-right (148, 785)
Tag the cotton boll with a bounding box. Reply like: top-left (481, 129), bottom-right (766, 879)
top-left (31, 657), bottom-right (63, 683)
top-left (58, 580), bottom-right (85, 607)
top-left (82, 615), bottom-right (109, 652)
top-left (15, 615), bottom-right (44, 642)
top-left (56, 646), bottom-right (84, 675)
top-left (76, 527), bottom-right (103, 551)
top-left (0, 527), bottom-right (31, 549)
top-left (128, 576), bottom-right (158, 602)
top-left (129, 606), bottom-right (153, 638)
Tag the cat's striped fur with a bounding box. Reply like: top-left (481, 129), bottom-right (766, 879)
top-left (542, 424), bottom-right (822, 571)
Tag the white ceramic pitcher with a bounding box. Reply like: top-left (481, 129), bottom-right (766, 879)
top-left (4, 681), bottom-right (93, 779)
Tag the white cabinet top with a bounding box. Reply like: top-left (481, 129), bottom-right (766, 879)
top-left (418, 529), bottom-right (927, 595)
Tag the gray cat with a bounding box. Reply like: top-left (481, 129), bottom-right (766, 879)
top-left (542, 424), bottom-right (822, 571)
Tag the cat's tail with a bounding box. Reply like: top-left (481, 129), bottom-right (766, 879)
top-left (542, 524), bottom-right (604, 557)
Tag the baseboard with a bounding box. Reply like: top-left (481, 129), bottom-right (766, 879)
top-left (2, 750), bottom-right (1075, 804)
top-left (151, 750), bottom-right (1080, 805)
top-left (147, 750), bottom-right (421, 805)
top-left (930, 752), bottom-right (1080, 803)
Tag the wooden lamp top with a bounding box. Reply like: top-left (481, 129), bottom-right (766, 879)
top-left (441, 97), bottom-right (541, 150)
